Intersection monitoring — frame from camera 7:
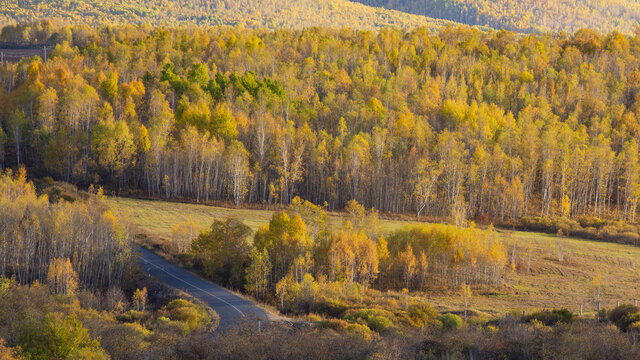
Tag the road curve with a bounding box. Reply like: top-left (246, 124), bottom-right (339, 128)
top-left (138, 247), bottom-right (267, 331)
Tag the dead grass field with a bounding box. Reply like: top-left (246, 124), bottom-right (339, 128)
top-left (107, 196), bottom-right (640, 317)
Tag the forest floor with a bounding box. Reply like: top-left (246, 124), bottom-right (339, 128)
top-left (107, 196), bottom-right (640, 318)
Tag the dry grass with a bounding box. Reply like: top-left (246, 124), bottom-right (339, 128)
top-left (107, 196), bottom-right (640, 317)
top-left (105, 197), bottom-right (414, 239)
top-left (420, 230), bottom-right (640, 317)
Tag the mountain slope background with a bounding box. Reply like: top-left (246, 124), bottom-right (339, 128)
top-left (2, 0), bottom-right (638, 34)
top-left (0, 0), bottom-right (455, 31)
top-left (351, 0), bottom-right (640, 34)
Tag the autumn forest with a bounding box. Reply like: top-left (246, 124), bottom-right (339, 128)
top-left (2, 22), bottom-right (640, 225)
top-left (1, 3), bottom-right (640, 359)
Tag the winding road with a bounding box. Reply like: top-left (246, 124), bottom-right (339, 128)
top-left (139, 247), bottom-right (268, 331)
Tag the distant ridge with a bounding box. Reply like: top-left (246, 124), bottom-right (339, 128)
top-left (0, 0), bottom-right (457, 31)
top-left (351, 0), bottom-right (640, 34)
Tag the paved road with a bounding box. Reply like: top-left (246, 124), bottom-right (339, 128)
top-left (139, 247), bottom-right (267, 331)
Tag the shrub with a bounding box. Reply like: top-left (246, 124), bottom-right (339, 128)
top-left (629, 321), bottom-right (640, 334)
top-left (519, 217), bottom-right (579, 234)
top-left (344, 309), bottom-right (395, 332)
top-left (0, 276), bottom-right (11, 291)
top-left (367, 315), bottom-right (393, 332)
top-left (98, 322), bottom-right (151, 359)
top-left (438, 313), bottom-right (463, 331)
top-left (151, 316), bottom-right (190, 336)
top-left (407, 304), bottom-right (438, 328)
top-left (467, 314), bottom-right (491, 327)
top-left (517, 216), bottom-right (640, 246)
top-left (161, 299), bottom-right (211, 332)
top-left (317, 318), bottom-right (350, 331)
top-left (305, 313), bottom-right (323, 322)
top-left (316, 298), bottom-right (349, 318)
top-left (0, 339), bottom-right (19, 360)
top-left (345, 323), bottom-right (373, 339)
top-left (525, 309), bottom-right (573, 326)
top-left (528, 318), bottom-right (546, 330)
top-left (614, 232), bottom-right (640, 245)
top-left (608, 304), bottom-right (638, 325)
top-left (484, 324), bottom-right (499, 333)
top-left (619, 313), bottom-right (640, 332)
top-left (18, 312), bottom-right (107, 360)
top-left (608, 304), bottom-right (640, 332)
top-left (116, 310), bottom-right (150, 323)
top-left (577, 216), bottom-right (606, 229)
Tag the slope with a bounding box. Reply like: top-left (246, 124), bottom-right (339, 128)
top-left (351, 0), bottom-right (640, 34)
top-left (0, 0), bottom-right (456, 31)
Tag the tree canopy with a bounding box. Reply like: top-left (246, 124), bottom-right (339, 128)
top-left (2, 24), bottom-right (640, 224)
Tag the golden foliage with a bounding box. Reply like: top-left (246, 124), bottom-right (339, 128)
top-left (46, 258), bottom-right (78, 295)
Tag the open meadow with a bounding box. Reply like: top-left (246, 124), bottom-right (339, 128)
top-left (107, 196), bottom-right (640, 317)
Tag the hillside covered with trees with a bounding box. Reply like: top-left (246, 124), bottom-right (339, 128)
top-left (0, 0), bottom-right (454, 31)
top-left (353, 0), bottom-right (640, 34)
top-left (3, 23), bottom-right (640, 227)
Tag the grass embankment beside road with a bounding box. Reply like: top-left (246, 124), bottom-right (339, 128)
top-left (107, 196), bottom-right (640, 318)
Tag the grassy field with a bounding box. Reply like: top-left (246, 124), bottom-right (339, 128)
top-left (105, 196), bottom-right (416, 237)
top-left (428, 229), bottom-right (640, 317)
top-left (107, 196), bottom-right (640, 317)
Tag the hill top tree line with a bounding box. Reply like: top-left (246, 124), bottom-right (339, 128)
top-left (2, 23), bottom-right (640, 224)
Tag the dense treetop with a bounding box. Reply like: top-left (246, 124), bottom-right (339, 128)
top-left (2, 23), bottom-right (640, 225)
top-left (0, 0), bottom-right (454, 31)
top-left (354, 0), bottom-right (640, 34)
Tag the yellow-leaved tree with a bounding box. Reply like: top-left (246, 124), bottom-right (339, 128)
top-left (461, 283), bottom-right (472, 320)
top-left (397, 244), bottom-right (417, 290)
top-left (47, 258), bottom-right (78, 295)
top-left (329, 226), bottom-right (379, 289)
top-left (171, 217), bottom-right (200, 254)
top-left (132, 287), bottom-right (148, 311)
